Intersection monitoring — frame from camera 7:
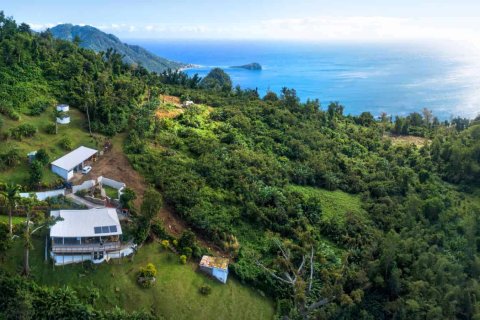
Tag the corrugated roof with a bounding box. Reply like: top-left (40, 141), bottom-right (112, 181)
top-left (51, 146), bottom-right (97, 171)
top-left (200, 255), bottom-right (229, 270)
top-left (50, 208), bottom-right (122, 238)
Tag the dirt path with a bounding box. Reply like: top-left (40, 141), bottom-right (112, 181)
top-left (79, 134), bottom-right (229, 257)
top-left (79, 135), bottom-right (147, 208)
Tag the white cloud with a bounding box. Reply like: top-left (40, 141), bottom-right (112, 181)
top-left (27, 16), bottom-right (480, 48)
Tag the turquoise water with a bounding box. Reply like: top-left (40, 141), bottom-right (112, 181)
top-left (130, 40), bottom-right (480, 119)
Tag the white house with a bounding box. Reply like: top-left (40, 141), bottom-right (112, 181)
top-left (51, 146), bottom-right (98, 180)
top-left (50, 208), bottom-right (133, 265)
top-left (56, 104), bottom-right (69, 112)
top-left (199, 255), bottom-right (229, 283)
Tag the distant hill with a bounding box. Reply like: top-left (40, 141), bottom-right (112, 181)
top-left (50, 24), bottom-right (186, 73)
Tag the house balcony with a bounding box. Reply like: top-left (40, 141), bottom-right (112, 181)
top-left (51, 241), bottom-right (121, 254)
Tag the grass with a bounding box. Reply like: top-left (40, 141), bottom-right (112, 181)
top-left (0, 108), bottom-right (101, 185)
top-left (103, 185), bottom-right (119, 199)
top-left (287, 185), bottom-right (366, 225)
top-left (3, 233), bottom-right (275, 320)
top-left (0, 215), bottom-right (25, 225)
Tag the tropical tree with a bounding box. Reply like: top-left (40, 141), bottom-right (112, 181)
top-left (0, 183), bottom-right (21, 236)
top-left (20, 196), bottom-right (60, 276)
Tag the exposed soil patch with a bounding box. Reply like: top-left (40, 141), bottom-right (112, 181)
top-left (160, 95), bottom-right (182, 106)
top-left (385, 134), bottom-right (430, 147)
top-left (159, 205), bottom-right (228, 257)
top-left (79, 137), bottom-right (147, 209)
top-left (155, 108), bottom-right (183, 119)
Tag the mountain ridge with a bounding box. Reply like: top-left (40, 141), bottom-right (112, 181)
top-left (50, 24), bottom-right (186, 73)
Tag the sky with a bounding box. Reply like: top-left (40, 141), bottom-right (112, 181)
top-left (2, 0), bottom-right (480, 45)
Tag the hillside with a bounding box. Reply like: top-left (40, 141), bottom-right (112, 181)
top-left (1, 12), bottom-right (480, 320)
top-left (50, 24), bottom-right (186, 73)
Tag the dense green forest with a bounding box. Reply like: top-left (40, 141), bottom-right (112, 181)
top-left (1, 12), bottom-right (480, 319)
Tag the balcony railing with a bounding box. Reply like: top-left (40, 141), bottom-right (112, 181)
top-left (51, 241), bottom-right (121, 253)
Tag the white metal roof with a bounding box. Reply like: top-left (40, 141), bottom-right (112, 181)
top-left (51, 146), bottom-right (97, 171)
top-left (50, 208), bottom-right (122, 238)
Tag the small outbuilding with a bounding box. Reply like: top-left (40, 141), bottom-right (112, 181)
top-left (56, 104), bottom-right (69, 112)
top-left (27, 151), bottom-right (37, 162)
top-left (182, 100), bottom-right (194, 108)
top-left (199, 255), bottom-right (229, 284)
top-left (56, 115), bottom-right (71, 124)
top-left (51, 146), bottom-right (98, 180)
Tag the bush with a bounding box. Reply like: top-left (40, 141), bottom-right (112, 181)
top-left (10, 123), bottom-right (37, 140)
top-left (199, 284), bottom-right (212, 295)
top-left (0, 105), bottom-right (20, 120)
top-left (29, 160), bottom-right (43, 187)
top-left (120, 188), bottom-right (136, 209)
top-left (45, 123), bottom-right (56, 134)
top-left (161, 239), bottom-right (170, 250)
top-left (137, 263), bottom-right (157, 288)
top-left (60, 136), bottom-right (73, 150)
top-left (28, 100), bottom-right (50, 116)
top-left (138, 263), bottom-right (157, 278)
top-left (180, 255), bottom-right (187, 264)
top-left (35, 148), bottom-right (49, 165)
top-left (151, 219), bottom-right (168, 239)
top-left (0, 148), bottom-right (21, 170)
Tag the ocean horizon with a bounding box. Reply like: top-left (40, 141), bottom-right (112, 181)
top-left (128, 39), bottom-right (480, 119)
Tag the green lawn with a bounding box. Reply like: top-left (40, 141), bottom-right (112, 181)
top-left (104, 185), bottom-right (119, 199)
top-left (3, 233), bottom-right (275, 320)
top-left (0, 215), bottom-right (25, 225)
top-left (287, 185), bottom-right (366, 225)
top-left (0, 109), bottom-right (101, 185)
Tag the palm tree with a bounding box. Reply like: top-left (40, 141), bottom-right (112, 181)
top-left (0, 183), bottom-right (21, 236)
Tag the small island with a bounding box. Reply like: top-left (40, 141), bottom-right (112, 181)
top-left (231, 62), bottom-right (262, 70)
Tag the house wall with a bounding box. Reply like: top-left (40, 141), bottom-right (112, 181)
top-left (212, 268), bottom-right (228, 284)
top-left (51, 165), bottom-right (73, 180)
top-left (72, 180), bottom-right (95, 193)
top-left (20, 189), bottom-right (65, 201)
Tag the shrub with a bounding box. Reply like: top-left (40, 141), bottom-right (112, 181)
top-left (120, 188), bottom-right (136, 209)
top-left (60, 136), bottom-right (73, 150)
top-left (10, 123), bottom-right (37, 140)
top-left (151, 219), bottom-right (167, 239)
top-left (35, 148), bottom-right (49, 165)
top-left (182, 247), bottom-right (192, 258)
top-left (29, 160), bottom-right (43, 187)
top-left (161, 239), bottom-right (170, 250)
top-left (0, 148), bottom-right (21, 170)
top-left (0, 106), bottom-right (20, 120)
top-left (137, 263), bottom-right (157, 288)
top-left (45, 123), bottom-right (56, 134)
top-left (180, 255), bottom-right (187, 264)
top-left (138, 263), bottom-right (157, 278)
top-left (199, 284), bottom-right (212, 295)
top-left (28, 100), bottom-right (50, 116)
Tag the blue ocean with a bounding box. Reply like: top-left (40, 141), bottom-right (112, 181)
top-left (129, 40), bottom-right (480, 119)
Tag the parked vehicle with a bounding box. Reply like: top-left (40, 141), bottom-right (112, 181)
top-left (81, 166), bottom-right (92, 174)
